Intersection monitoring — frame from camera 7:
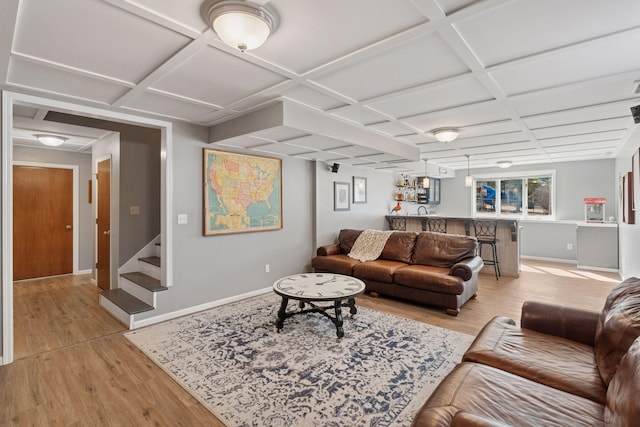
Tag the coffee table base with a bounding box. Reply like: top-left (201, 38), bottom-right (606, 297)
top-left (275, 296), bottom-right (358, 341)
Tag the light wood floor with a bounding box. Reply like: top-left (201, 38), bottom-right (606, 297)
top-left (1, 260), bottom-right (620, 426)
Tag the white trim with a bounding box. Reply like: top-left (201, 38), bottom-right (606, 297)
top-left (76, 269), bottom-right (92, 275)
top-left (1, 91), bottom-right (14, 365)
top-left (132, 287), bottom-right (272, 329)
top-left (13, 161), bottom-right (80, 275)
top-left (521, 255), bottom-right (577, 264)
top-left (1, 90), bottom-right (173, 365)
top-left (576, 265), bottom-right (620, 273)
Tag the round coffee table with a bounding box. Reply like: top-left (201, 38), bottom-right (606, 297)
top-left (273, 273), bottom-right (365, 341)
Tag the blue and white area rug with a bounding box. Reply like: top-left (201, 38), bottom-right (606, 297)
top-left (125, 294), bottom-right (473, 426)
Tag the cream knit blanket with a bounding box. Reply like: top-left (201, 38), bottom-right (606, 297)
top-left (348, 229), bottom-right (394, 262)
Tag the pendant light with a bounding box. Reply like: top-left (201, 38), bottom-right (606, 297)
top-left (464, 154), bottom-right (472, 187)
top-left (422, 159), bottom-right (430, 188)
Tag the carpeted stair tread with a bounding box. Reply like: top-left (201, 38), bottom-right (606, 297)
top-left (121, 272), bottom-right (167, 292)
top-left (101, 289), bottom-right (154, 314)
top-left (139, 256), bottom-right (161, 267)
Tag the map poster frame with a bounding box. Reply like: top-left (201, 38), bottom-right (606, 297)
top-left (203, 148), bottom-right (282, 236)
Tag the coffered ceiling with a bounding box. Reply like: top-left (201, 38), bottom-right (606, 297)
top-left (3, 0), bottom-right (640, 173)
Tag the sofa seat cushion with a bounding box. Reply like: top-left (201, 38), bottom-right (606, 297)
top-left (594, 276), bottom-right (640, 385)
top-left (352, 260), bottom-right (407, 284)
top-left (394, 265), bottom-right (463, 295)
top-left (411, 363), bottom-right (605, 427)
top-left (463, 316), bottom-right (607, 404)
top-left (311, 254), bottom-right (360, 276)
top-left (412, 232), bottom-right (477, 267)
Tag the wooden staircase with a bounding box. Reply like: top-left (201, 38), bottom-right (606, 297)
top-left (99, 242), bottom-right (166, 329)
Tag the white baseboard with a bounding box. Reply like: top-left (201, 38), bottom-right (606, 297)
top-left (576, 265), bottom-right (619, 273)
top-left (131, 287), bottom-right (273, 329)
top-left (521, 255), bottom-right (577, 264)
top-left (76, 269), bottom-right (92, 275)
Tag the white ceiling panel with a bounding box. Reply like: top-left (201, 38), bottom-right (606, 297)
top-left (252, 127), bottom-right (309, 143)
top-left (328, 145), bottom-right (381, 158)
top-left (296, 150), bottom-right (344, 161)
top-left (8, 58), bottom-right (130, 104)
top-left (123, 91), bottom-right (216, 122)
top-left (366, 121), bottom-right (413, 137)
top-left (369, 76), bottom-right (493, 118)
top-left (213, 137), bottom-right (267, 149)
top-left (523, 103), bottom-right (632, 130)
top-left (402, 100), bottom-right (510, 132)
top-left (151, 46), bottom-right (286, 106)
top-left (458, 120), bottom-right (522, 138)
top-left (510, 75), bottom-right (640, 117)
top-left (253, 0), bottom-right (429, 74)
top-left (286, 134), bottom-right (350, 151)
top-left (313, 32), bottom-right (470, 101)
top-left (452, 132), bottom-right (530, 148)
top-left (13, 0), bottom-right (191, 83)
top-left (455, 0), bottom-right (640, 67)
top-left (434, 0), bottom-right (480, 16)
top-left (13, 105), bottom-right (38, 118)
top-left (490, 29), bottom-right (640, 96)
top-left (539, 131), bottom-right (626, 147)
top-left (531, 117), bottom-right (632, 140)
top-left (120, 0), bottom-right (210, 34)
top-left (329, 106), bottom-right (386, 126)
top-left (281, 86), bottom-right (346, 111)
top-left (543, 141), bottom-right (618, 153)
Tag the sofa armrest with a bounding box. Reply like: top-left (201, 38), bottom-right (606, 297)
top-left (451, 411), bottom-right (513, 427)
top-left (521, 301), bottom-right (599, 346)
top-left (449, 256), bottom-right (484, 281)
top-left (317, 243), bottom-right (342, 256)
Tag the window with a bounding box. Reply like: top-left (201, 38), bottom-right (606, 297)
top-left (472, 171), bottom-right (554, 219)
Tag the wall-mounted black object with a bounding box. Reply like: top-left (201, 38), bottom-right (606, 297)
top-left (632, 105), bottom-right (640, 124)
top-left (330, 163), bottom-right (340, 173)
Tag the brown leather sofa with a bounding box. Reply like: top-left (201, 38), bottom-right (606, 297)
top-left (311, 229), bottom-right (484, 316)
top-left (411, 277), bottom-right (640, 426)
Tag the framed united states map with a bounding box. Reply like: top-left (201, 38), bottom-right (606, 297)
top-left (203, 149), bottom-right (282, 235)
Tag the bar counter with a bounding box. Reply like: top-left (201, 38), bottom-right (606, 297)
top-left (385, 215), bottom-right (521, 278)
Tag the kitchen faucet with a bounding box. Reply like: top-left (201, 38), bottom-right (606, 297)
top-left (417, 205), bottom-right (428, 215)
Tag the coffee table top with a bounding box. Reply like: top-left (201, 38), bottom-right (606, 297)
top-left (273, 273), bottom-right (365, 301)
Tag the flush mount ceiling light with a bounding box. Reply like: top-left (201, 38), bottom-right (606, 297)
top-left (497, 160), bottom-right (512, 169)
top-left (204, 0), bottom-right (278, 52)
top-left (36, 134), bottom-right (67, 147)
top-left (432, 128), bottom-right (460, 143)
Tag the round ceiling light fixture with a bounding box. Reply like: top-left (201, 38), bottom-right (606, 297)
top-left (36, 134), bottom-right (67, 147)
top-left (432, 128), bottom-right (460, 143)
top-left (204, 0), bottom-right (278, 52)
top-left (497, 160), bottom-right (513, 169)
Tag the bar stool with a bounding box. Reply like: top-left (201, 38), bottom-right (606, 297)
top-left (472, 220), bottom-right (500, 280)
top-left (424, 217), bottom-right (447, 233)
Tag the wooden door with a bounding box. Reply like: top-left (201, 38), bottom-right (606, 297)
top-left (97, 159), bottom-right (111, 291)
top-left (13, 165), bottom-right (73, 280)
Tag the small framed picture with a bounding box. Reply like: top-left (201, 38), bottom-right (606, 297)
top-left (353, 176), bottom-right (367, 204)
top-left (334, 181), bottom-right (350, 211)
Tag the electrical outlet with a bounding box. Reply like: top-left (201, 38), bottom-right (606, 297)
top-left (265, 264), bottom-right (270, 273)
top-left (129, 206), bottom-right (140, 215)
top-left (567, 243), bottom-right (573, 251)
top-left (177, 214), bottom-right (188, 224)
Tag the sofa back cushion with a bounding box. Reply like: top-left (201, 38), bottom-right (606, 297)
top-left (338, 229), bottom-right (363, 254)
top-left (594, 277), bottom-right (640, 385)
top-left (380, 231), bottom-right (417, 264)
top-left (605, 336), bottom-right (640, 426)
top-left (412, 232), bottom-right (477, 268)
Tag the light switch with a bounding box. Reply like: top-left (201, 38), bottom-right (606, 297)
top-left (177, 214), bottom-right (188, 224)
top-left (130, 206), bottom-right (140, 215)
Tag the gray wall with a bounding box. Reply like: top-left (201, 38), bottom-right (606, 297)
top-left (13, 146), bottom-right (94, 271)
top-left (136, 122), bottom-right (316, 320)
top-left (616, 131), bottom-right (640, 279)
top-left (435, 159), bottom-right (617, 262)
top-left (314, 161), bottom-right (394, 249)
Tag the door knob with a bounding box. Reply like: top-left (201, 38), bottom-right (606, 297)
top-left (66, 225), bottom-right (72, 230)
top-left (103, 230), bottom-right (111, 235)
